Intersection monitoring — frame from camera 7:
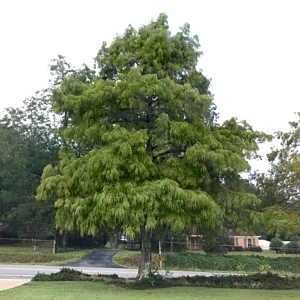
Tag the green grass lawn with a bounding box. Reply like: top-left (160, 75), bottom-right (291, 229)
top-left (0, 246), bottom-right (94, 265)
top-left (1, 281), bottom-right (300, 300)
top-left (113, 249), bottom-right (141, 268)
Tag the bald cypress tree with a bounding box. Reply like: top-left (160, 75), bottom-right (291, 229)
top-left (36, 14), bottom-right (266, 278)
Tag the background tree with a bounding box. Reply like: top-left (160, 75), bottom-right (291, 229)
top-left (36, 14), bottom-right (267, 278)
top-left (18, 214), bottom-right (51, 250)
top-left (0, 88), bottom-right (59, 238)
top-left (255, 113), bottom-right (300, 236)
top-left (0, 125), bottom-right (31, 219)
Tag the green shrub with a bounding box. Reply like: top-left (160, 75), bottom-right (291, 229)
top-left (128, 270), bottom-right (169, 289)
top-left (202, 244), bottom-right (227, 254)
top-left (248, 246), bottom-right (263, 252)
top-left (32, 268), bottom-right (90, 282)
top-left (177, 272), bottom-right (300, 290)
top-left (164, 252), bottom-right (300, 273)
top-left (290, 235), bottom-right (300, 242)
top-left (202, 235), bottom-right (234, 254)
top-left (285, 241), bottom-right (300, 254)
top-left (270, 237), bottom-right (283, 253)
top-left (31, 268), bottom-right (118, 282)
top-left (234, 246), bottom-right (243, 252)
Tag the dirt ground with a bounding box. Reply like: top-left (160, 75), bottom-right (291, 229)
top-left (0, 279), bottom-right (30, 291)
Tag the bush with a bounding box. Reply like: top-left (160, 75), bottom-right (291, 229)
top-left (32, 268), bottom-right (90, 281)
top-left (176, 272), bottom-right (300, 290)
top-left (285, 241), bottom-right (300, 254)
top-left (164, 252), bottom-right (300, 273)
top-left (234, 246), bottom-right (243, 252)
top-left (32, 268), bottom-right (119, 282)
top-left (290, 235), bottom-right (300, 242)
top-left (270, 237), bottom-right (283, 253)
top-left (248, 246), bottom-right (263, 252)
top-left (202, 244), bottom-right (227, 254)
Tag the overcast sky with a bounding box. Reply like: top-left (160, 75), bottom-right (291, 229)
top-left (1, 0), bottom-right (299, 172)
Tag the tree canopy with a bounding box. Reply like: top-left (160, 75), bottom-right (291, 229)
top-left (0, 89), bottom-right (59, 238)
top-left (256, 113), bottom-right (300, 236)
top-left (36, 13), bottom-right (267, 277)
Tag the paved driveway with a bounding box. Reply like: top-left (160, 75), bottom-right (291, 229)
top-left (63, 249), bottom-right (123, 268)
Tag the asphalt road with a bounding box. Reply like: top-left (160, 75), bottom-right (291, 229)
top-left (0, 264), bottom-right (226, 279)
top-left (0, 265), bottom-right (135, 279)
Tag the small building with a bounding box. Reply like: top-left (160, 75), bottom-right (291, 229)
top-left (227, 229), bottom-right (260, 248)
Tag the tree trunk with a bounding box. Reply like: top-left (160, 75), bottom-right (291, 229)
top-left (137, 225), bottom-right (152, 279)
top-left (62, 230), bottom-right (68, 251)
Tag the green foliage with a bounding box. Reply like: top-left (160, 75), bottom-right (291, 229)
top-left (0, 86), bottom-right (61, 239)
top-left (0, 247), bottom-right (93, 264)
top-left (37, 13), bottom-right (265, 237)
top-left (164, 252), bottom-right (300, 273)
top-left (255, 113), bottom-right (300, 236)
top-left (0, 125), bottom-right (34, 216)
top-left (32, 267), bottom-right (119, 282)
top-left (32, 268), bottom-right (90, 281)
top-left (17, 214), bottom-right (51, 241)
top-left (284, 241), bottom-right (300, 254)
top-left (234, 246), bottom-right (244, 252)
top-left (36, 13), bottom-right (268, 276)
top-left (202, 234), bottom-right (234, 254)
top-left (127, 269), bottom-right (170, 289)
top-left (290, 235), bottom-right (300, 242)
top-left (247, 246), bottom-right (263, 252)
top-left (172, 273), bottom-right (300, 290)
top-left (270, 237), bottom-right (283, 253)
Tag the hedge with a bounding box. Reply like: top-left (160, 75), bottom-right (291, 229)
top-left (164, 252), bottom-right (300, 273)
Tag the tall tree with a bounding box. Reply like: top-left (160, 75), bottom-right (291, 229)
top-left (0, 125), bottom-right (31, 217)
top-left (0, 89), bottom-right (59, 237)
top-left (36, 14), bottom-right (266, 278)
top-left (255, 113), bottom-right (300, 235)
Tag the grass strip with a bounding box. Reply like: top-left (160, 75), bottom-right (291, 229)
top-left (1, 281), bottom-right (300, 299)
top-left (31, 268), bottom-right (300, 290)
top-left (0, 246), bottom-right (94, 265)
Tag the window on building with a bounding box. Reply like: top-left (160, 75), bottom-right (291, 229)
top-left (247, 238), bottom-right (252, 247)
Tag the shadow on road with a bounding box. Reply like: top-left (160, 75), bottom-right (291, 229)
top-left (62, 249), bottom-right (124, 268)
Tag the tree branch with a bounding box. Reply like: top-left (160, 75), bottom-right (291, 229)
top-left (151, 141), bottom-right (171, 151)
top-left (153, 149), bottom-right (186, 159)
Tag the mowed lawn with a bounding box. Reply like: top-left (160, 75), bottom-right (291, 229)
top-left (0, 246), bottom-right (93, 265)
top-left (1, 282), bottom-right (300, 300)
